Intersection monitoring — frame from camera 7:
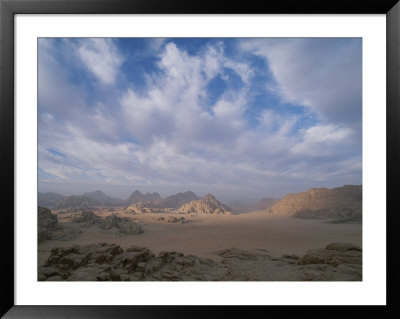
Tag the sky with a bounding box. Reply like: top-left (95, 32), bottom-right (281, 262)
top-left (38, 38), bottom-right (362, 202)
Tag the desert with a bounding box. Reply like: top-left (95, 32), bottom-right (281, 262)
top-left (38, 186), bottom-right (362, 281)
top-left (37, 38), bottom-right (363, 283)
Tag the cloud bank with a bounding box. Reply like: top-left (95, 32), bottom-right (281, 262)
top-left (38, 38), bottom-right (362, 201)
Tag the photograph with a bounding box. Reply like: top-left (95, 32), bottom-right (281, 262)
top-left (37, 37), bottom-right (363, 282)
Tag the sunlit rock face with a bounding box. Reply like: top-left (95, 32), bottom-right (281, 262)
top-left (178, 193), bottom-right (233, 215)
top-left (266, 185), bottom-right (362, 222)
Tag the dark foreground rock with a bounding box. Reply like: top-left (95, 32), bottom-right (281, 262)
top-left (40, 242), bottom-right (362, 281)
top-left (38, 207), bottom-right (59, 243)
top-left (99, 214), bottom-right (144, 235)
top-left (156, 216), bottom-right (187, 224)
top-left (38, 207), bottom-right (82, 242)
top-left (70, 212), bottom-right (144, 235)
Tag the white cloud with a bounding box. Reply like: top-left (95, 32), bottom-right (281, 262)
top-left (77, 38), bottom-right (123, 85)
top-left (38, 39), bottom-right (362, 200)
top-left (292, 125), bottom-right (354, 156)
top-left (239, 38), bottom-right (362, 126)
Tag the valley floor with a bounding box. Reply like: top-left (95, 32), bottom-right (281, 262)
top-left (38, 210), bottom-right (362, 266)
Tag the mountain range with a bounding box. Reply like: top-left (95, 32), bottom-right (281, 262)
top-left (39, 189), bottom-right (200, 210)
top-left (38, 185), bottom-right (362, 221)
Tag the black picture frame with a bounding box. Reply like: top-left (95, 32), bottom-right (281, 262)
top-left (1, 0), bottom-right (399, 318)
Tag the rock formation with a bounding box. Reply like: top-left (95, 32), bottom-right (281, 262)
top-left (266, 185), bottom-right (362, 222)
top-left (152, 191), bottom-right (198, 209)
top-left (39, 242), bottom-right (361, 281)
top-left (38, 207), bottom-right (81, 242)
top-left (126, 190), bottom-right (161, 205)
top-left (71, 211), bottom-right (102, 227)
top-left (156, 216), bottom-right (187, 223)
top-left (178, 194), bottom-right (233, 215)
top-left (126, 201), bottom-right (164, 214)
top-left (38, 207), bottom-right (60, 242)
top-left (99, 214), bottom-right (144, 235)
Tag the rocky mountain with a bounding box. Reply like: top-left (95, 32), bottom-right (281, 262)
top-left (267, 185), bottom-right (362, 222)
top-left (153, 191), bottom-right (198, 209)
top-left (178, 194), bottom-right (233, 215)
top-left (38, 192), bottom-right (66, 208)
top-left (54, 195), bottom-right (101, 210)
top-left (126, 190), bottom-right (161, 204)
top-left (82, 191), bottom-right (125, 206)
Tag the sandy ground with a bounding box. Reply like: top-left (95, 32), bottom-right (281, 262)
top-left (38, 210), bottom-right (362, 266)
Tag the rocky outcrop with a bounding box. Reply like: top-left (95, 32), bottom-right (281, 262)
top-left (178, 194), bottom-right (233, 215)
top-left (38, 207), bottom-right (59, 243)
top-left (40, 242), bottom-right (362, 281)
top-left (99, 214), bottom-right (144, 235)
top-left (125, 201), bottom-right (165, 214)
top-left (156, 216), bottom-right (187, 224)
top-left (298, 242), bottom-right (362, 266)
top-left (71, 211), bottom-right (102, 226)
top-left (152, 191), bottom-right (198, 209)
top-left (126, 190), bottom-right (161, 205)
top-left (41, 243), bottom-right (225, 281)
top-left (267, 185), bottom-right (362, 222)
top-left (55, 195), bottom-right (101, 210)
top-left (38, 207), bottom-right (81, 242)
top-left (295, 243), bottom-right (362, 281)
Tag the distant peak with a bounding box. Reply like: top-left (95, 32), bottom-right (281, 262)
top-left (203, 193), bottom-right (217, 202)
top-left (132, 190), bottom-right (142, 195)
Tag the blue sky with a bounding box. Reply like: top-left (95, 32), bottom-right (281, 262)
top-left (38, 38), bottom-right (362, 202)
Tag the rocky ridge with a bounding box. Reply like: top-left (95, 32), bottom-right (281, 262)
top-left (178, 194), bottom-right (233, 215)
top-left (39, 242), bottom-right (362, 281)
top-left (70, 211), bottom-right (144, 235)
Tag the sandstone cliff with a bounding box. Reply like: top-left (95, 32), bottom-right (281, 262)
top-left (266, 185), bottom-right (362, 222)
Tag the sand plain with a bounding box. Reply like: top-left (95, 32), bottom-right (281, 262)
top-left (38, 209), bottom-right (362, 266)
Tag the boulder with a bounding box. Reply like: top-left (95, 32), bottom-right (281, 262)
top-left (325, 242), bottom-right (362, 252)
top-left (118, 220), bottom-right (143, 235)
top-left (72, 211), bottom-right (101, 225)
top-left (298, 244), bottom-right (362, 266)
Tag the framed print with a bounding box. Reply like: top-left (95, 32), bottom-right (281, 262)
top-left (1, 0), bottom-right (399, 318)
